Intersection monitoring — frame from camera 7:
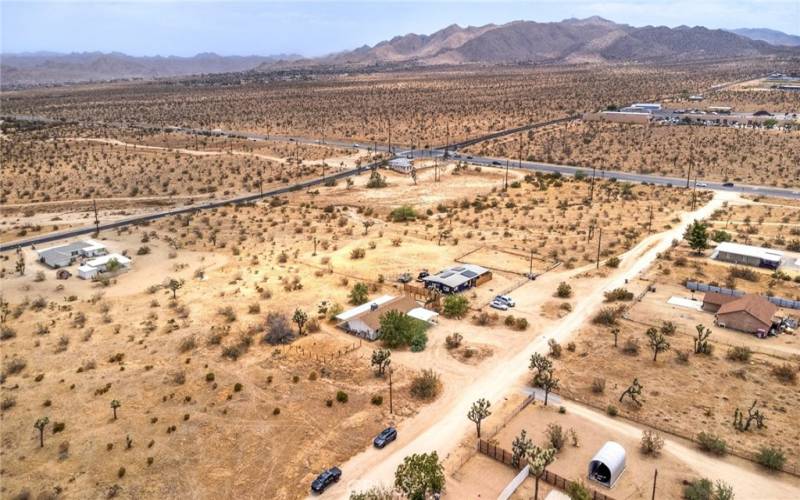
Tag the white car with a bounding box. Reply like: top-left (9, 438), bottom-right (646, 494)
top-left (490, 300), bottom-right (509, 311)
top-left (495, 295), bottom-right (516, 307)
top-left (696, 182), bottom-right (708, 188)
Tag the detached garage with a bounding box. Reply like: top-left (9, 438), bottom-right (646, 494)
top-left (588, 441), bottom-right (626, 488)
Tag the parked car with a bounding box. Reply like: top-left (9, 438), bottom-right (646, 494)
top-left (311, 467), bottom-right (342, 493)
top-left (417, 270), bottom-right (429, 281)
top-left (722, 182), bottom-right (734, 187)
top-left (397, 273), bottom-right (413, 284)
top-left (490, 300), bottom-right (509, 311)
top-left (495, 295), bottom-right (515, 307)
top-left (373, 427), bottom-right (398, 448)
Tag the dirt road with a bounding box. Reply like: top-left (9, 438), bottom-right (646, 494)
top-left (565, 401), bottom-right (800, 499)
top-left (320, 192), bottom-right (740, 498)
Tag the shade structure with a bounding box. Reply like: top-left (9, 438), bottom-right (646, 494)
top-left (588, 441), bottom-right (626, 488)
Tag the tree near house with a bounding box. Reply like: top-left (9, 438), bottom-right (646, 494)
top-left (685, 220), bottom-right (709, 254)
top-left (292, 309), bottom-right (309, 336)
top-left (442, 294), bottom-right (469, 318)
top-left (379, 310), bottom-right (426, 349)
top-left (111, 399), bottom-right (121, 420)
top-left (694, 324), bottom-right (713, 355)
top-left (167, 278), bottom-right (184, 299)
top-left (34, 417), bottom-right (49, 447)
top-left (349, 283), bottom-right (369, 305)
top-left (529, 352), bottom-right (553, 386)
top-left (511, 429), bottom-right (533, 468)
top-left (394, 451), bottom-right (445, 500)
top-left (371, 348), bottom-right (391, 376)
top-left (527, 444), bottom-right (557, 500)
top-left (645, 327), bottom-right (670, 361)
top-left (467, 398), bottom-right (492, 438)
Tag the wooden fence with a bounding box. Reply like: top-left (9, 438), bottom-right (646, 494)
top-left (477, 440), bottom-right (615, 500)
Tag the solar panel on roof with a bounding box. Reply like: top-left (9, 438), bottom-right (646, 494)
top-left (439, 271), bottom-right (455, 278)
top-left (452, 266), bottom-right (465, 272)
top-left (461, 270), bottom-right (478, 278)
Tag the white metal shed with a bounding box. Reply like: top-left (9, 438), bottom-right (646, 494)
top-left (588, 441), bottom-right (626, 488)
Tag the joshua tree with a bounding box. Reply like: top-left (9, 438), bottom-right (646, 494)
top-left (15, 252), bottom-right (25, 276)
top-left (34, 417), bottom-right (49, 447)
top-left (511, 429), bottom-right (533, 468)
top-left (527, 445), bottom-right (557, 500)
top-left (362, 219), bottom-right (375, 235)
top-left (645, 327), bottom-right (670, 361)
top-left (111, 399), bottom-right (121, 420)
top-left (410, 167), bottom-right (418, 185)
top-left (0, 295), bottom-right (9, 323)
top-left (540, 369), bottom-right (559, 406)
top-left (733, 400), bottom-right (767, 432)
top-left (167, 278), bottom-right (184, 299)
top-left (694, 324), bottom-right (712, 354)
top-left (371, 348), bottom-right (391, 376)
top-left (292, 308), bottom-right (308, 336)
top-left (620, 378), bottom-right (644, 406)
top-left (467, 398), bottom-right (492, 438)
top-left (529, 352), bottom-right (553, 386)
top-left (611, 327), bottom-right (620, 347)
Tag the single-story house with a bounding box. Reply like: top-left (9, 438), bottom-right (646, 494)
top-left (335, 295), bottom-right (436, 341)
top-left (710, 242), bottom-right (783, 270)
top-left (422, 264), bottom-right (492, 294)
top-left (388, 157), bottom-right (413, 173)
top-left (715, 294), bottom-right (778, 334)
top-left (701, 291), bottom-right (739, 313)
top-left (36, 239), bottom-right (107, 268)
top-left (78, 253), bottom-right (131, 280)
top-left (588, 441), bottom-right (626, 488)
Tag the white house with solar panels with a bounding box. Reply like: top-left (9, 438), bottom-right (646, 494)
top-left (36, 239), bottom-right (107, 268)
top-left (422, 264), bottom-right (492, 294)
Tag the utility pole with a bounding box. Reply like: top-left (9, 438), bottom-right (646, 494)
top-left (388, 114), bottom-right (392, 155)
top-left (504, 159), bottom-right (509, 191)
top-left (529, 249), bottom-right (534, 277)
top-left (313, 237), bottom-right (317, 256)
top-left (691, 175), bottom-right (698, 211)
top-left (686, 161), bottom-right (692, 189)
top-left (92, 198), bottom-right (100, 236)
top-left (388, 368), bottom-right (394, 415)
top-left (590, 165), bottom-right (596, 205)
top-left (596, 227), bottom-right (603, 270)
top-left (445, 122), bottom-right (449, 158)
top-left (648, 205), bottom-right (653, 233)
top-left (651, 469), bottom-right (658, 500)
top-left (518, 134), bottom-right (523, 169)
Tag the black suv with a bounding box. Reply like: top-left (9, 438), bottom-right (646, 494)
top-left (373, 427), bottom-right (398, 448)
top-left (311, 467), bottom-right (341, 493)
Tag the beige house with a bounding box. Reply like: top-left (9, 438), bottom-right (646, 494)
top-left (715, 294), bottom-right (778, 334)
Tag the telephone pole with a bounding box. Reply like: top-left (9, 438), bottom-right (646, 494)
top-left (504, 159), bottom-right (509, 191)
top-left (590, 165), bottom-right (597, 205)
top-left (651, 469), bottom-right (658, 500)
top-left (388, 368), bottom-right (394, 415)
top-left (92, 198), bottom-right (100, 236)
top-left (596, 227), bottom-right (603, 269)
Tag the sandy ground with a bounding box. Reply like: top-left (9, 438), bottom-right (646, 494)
top-left (322, 191), bottom-right (740, 498)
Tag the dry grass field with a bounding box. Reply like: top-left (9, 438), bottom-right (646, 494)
top-left (466, 121), bottom-right (800, 188)
top-left (0, 61), bottom-right (782, 148)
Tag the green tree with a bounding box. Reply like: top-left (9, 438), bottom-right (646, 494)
top-left (389, 205), bottom-right (417, 222)
top-left (645, 327), bottom-right (670, 361)
top-left (442, 295), bottom-right (469, 319)
top-left (529, 352), bottom-right (553, 386)
top-left (34, 417), bottom-right (49, 447)
top-left (685, 220), bottom-right (709, 254)
top-left (111, 399), bottom-right (121, 420)
top-left (467, 398), bottom-right (491, 438)
top-left (371, 348), bottom-right (391, 376)
top-left (527, 445), bottom-right (557, 500)
top-left (349, 283), bottom-right (369, 305)
top-left (511, 429), bottom-right (533, 468)
top-left (394, 452), bottom-right (445, 500)
top-left (292, 309), bottom-right (309, 336)
top-left (540, 368), bottom-right (559, 406)
top-left (379, 310), bottom-right (426, 349)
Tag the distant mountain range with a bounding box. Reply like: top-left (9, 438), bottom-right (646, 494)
top-left (297, 17), bottom-right (799, 67)
top-left (728, 28), bottom-right (800, 47)
top-left (0, 52), bottom-right (301, 88)
top-left (2, 18), bottom-right (799, 88)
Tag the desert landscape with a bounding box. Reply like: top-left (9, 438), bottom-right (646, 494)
top-left (2, 6), bottom-right (800, 500)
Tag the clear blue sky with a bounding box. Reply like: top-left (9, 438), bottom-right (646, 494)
top-left (2, 0), bottom-right (799, 57)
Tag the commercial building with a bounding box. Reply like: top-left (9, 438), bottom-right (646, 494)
top-left (335, 295), bottom-right (437, 341)
top-left (715, 294), bottom-right (778, 334)
top-left (422, 264), bottom-right (492, 294)
top-left (36, 239), bottom-right (107, 268)
top-left (710, 242), bottom-right (783, 270)
top-left (78, 253), bottom-right (131, 280)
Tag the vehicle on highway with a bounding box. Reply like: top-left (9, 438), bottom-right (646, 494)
top-left (490, 300), bottom-right (509, 311)
top-left (373, 427), bottom-right (398, 448)
top-left (466, 156), bottom-right (473, 159)
top-left (722, 182), bottom-right (734, 187)
top-left (696, 182), bottom-right (708, 188)
top-left (311, 467), bottom-right (342, 493)
top-left (491, 161), bottom-right (501, 165)
top-left (352, 143), bottom-right (360, 148)
top-left (495, 295), bottom-right (515, 307)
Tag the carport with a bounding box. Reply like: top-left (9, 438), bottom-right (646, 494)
top-left (588, 441), bottom-right (626, 488)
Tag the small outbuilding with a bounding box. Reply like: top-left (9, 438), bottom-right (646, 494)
top-left (710, 242), bottom-right (783, 270)
top-left (388, 157), bottom-right (413, 173)
top-left (78, 253), bottom-right (131, 280)
top-left (588, 441), bottom-right (626, 488)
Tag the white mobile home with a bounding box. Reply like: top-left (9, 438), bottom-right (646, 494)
top-left (36, 240), bottom-right (107, 268)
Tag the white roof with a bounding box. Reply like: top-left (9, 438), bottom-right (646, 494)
top-left (336, 295), bottom-right (395, 321)
top-left (86, 253), bottom-right (131, 267)
top-left (712, 242), bottom-right (783, 263)
top-left (78, 265), bottom-right (96, 272)
top-left (589, 441), bottom-right (626, 487)
top-left (631, 102), bottom-right (662, 109)
top-left (423, 264), bottom-right (489, 289)
top-left (389, 157), bottom-right (412, 167)
top-left (407, 307), bottom-right (438, 323)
